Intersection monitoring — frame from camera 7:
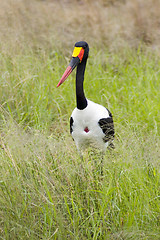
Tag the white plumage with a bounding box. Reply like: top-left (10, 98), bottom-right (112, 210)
top-left (70, 99), bottom-right (110, 152)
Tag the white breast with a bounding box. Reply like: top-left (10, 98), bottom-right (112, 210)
top-left (71, 100), bottom-right (110, 151)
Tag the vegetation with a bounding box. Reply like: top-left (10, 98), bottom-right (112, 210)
top-left (0, 0), bottom-right (160, 239)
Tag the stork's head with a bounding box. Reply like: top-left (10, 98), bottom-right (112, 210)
top-left (57, 41), bottom-right (89, 87)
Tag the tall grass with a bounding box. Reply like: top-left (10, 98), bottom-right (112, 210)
top-left (1, 46), bottom-right (159, 133)
top-left (0, 0), bottom-right (160, 239)
top-left (0, 46), bottom-right (160, 239)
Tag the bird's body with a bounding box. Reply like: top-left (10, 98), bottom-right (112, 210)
top-left (57, 41), bottom-right (114, 153)
top-left (70, 99), bottom-right (113, 152)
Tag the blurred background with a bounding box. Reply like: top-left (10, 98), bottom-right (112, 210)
top-left (1, 0), bottom-right (160, 53)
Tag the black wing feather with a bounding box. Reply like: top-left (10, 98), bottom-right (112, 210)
top-left (98, 110), bottom-right (114, 143)
top-left (70, 117), bottom-right (74, 134)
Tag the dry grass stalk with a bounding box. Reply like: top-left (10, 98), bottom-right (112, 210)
top-left (0, 0), bottom-right (160, 52)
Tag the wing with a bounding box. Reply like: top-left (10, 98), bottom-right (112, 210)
top-left (98, 110), bottom-right (114, 143)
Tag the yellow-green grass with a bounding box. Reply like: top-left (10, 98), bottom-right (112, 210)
top-left (0, 46), bottom-right (160, 239)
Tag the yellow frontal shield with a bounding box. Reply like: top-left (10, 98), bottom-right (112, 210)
top-left (72, 47), bottom-right (82, 58)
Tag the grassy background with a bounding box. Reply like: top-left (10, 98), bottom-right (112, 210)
top-left (0, 0), bottom-right (160, 239)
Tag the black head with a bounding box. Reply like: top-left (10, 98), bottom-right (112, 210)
top-left (75, 41), bottom-right (89, 60)
top-left (57, 41), bottom-right (89, 87)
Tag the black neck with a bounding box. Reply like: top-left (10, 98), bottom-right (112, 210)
top-left (76, 59), bottom-right (88, 110)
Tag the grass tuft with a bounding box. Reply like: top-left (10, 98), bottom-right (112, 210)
top-left (0, 117), bottom-right (160, 239)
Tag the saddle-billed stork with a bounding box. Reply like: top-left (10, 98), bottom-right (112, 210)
top-left (57, 41), bottom-right (114, 154)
